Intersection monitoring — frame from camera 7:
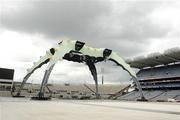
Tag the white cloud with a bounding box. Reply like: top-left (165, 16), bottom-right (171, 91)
top-left (150, 1), bottom-right (180, 28)
top-left (147, 1), bottom-right (180, 53)
top-left (0, 30), bottom-right (53, 81)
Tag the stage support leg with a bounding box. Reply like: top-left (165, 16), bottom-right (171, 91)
top-left (132, 77), bottom-right (147, 101)
top-left (15, 73), bottom-right (32, 96)
top-left (87, 63), bottom-right (100, 99)
top-left (38, 64), bottom-right (55, 98)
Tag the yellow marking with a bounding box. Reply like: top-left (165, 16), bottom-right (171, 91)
top-left (55, 48), bottom-right (59, 51)
top-left (49, 56), bottom-right (53, 60)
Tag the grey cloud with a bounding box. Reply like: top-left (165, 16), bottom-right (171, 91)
top-left (93, 1), bottom-right (170, 57)
top-left (1, 0), bottom-right (111, 39)
top-left (116, 1), bottom-right (169, 41)
top-left (0, 0), bottom-right (170, 58)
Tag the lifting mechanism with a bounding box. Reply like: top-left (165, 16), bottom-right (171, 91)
top-left (14, 40), bottom-right (146, 100)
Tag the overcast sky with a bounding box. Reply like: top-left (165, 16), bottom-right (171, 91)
top-left (0, 0), bottom-right (180, 84)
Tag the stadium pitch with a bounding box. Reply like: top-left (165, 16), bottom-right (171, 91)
top-left (0, 97), bottom-right (180, 120)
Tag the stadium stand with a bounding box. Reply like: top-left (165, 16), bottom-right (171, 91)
top-left (0, 67), bottom-right (14, 96)
top-left (118, 48), bottom-right (180, 102)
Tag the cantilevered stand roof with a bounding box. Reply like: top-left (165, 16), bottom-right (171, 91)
top-left (126, 47), bottom-right (180, 69)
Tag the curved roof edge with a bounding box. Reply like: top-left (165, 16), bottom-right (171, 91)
top-left (126, 47), bottom-right (180, 69)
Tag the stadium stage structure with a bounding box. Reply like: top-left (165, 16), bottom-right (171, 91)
top-left (13, 40), bottom-right (145, 100)
top-left (2, 41), bottom-right (180, 102)
top-left (117, 47), bottom-right (180, 102)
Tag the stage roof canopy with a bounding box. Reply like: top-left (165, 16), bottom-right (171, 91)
top-left (126, 47), bottom-right (180, 69)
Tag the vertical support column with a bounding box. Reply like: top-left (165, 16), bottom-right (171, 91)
top-left (38, 64), bottom-right (55, 98)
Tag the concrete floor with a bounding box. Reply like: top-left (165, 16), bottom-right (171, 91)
top-left (0, 97), bottom-right (180, 120)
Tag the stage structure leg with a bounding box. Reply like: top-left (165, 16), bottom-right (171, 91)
top-left (87, 62), bottom-right (100, 99)
top-left (16, 73), bottom-right (32, 96)
top-left (132, 77), bottom-right (147, 101)
top-left (38, 64), bottom-right (55, 98)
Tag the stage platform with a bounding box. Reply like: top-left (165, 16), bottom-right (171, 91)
top-left (0, 97), bottom-right (180, 120)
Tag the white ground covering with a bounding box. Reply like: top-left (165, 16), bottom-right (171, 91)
top-left (0, 97), bottom-right (180, 120)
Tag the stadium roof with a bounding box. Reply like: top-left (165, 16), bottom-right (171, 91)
top-left (126, 47), bottom-right (180, 69)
